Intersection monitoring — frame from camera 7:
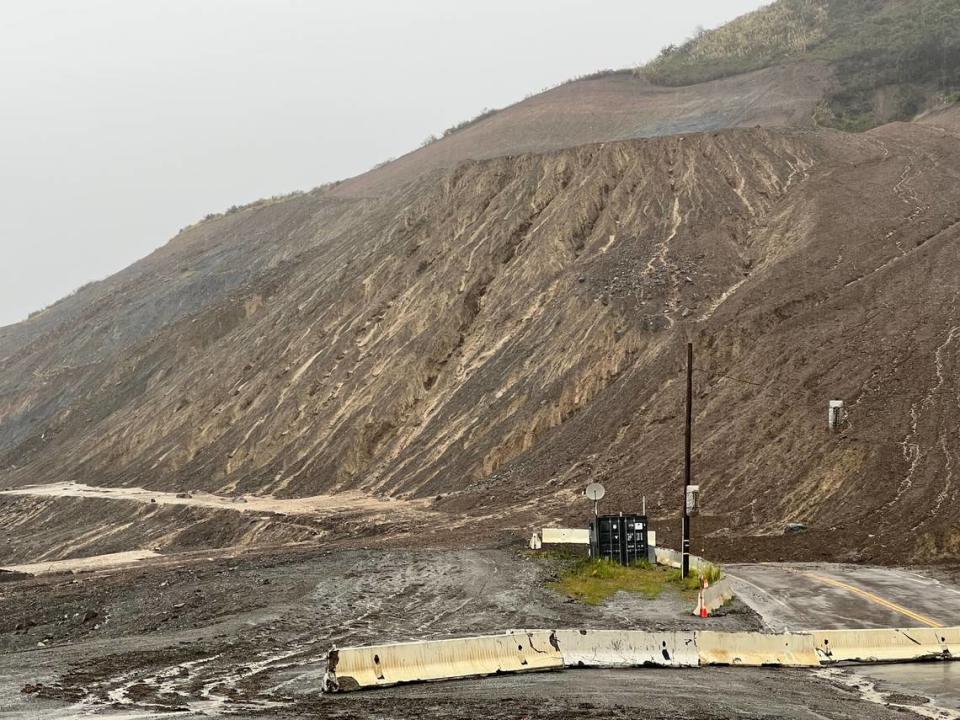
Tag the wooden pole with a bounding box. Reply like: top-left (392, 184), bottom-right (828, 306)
top-left (682, 342), bottom-right (693, 579)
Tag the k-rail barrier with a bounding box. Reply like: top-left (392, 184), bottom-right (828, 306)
top-left (322, 626), bottom-right (960, 691)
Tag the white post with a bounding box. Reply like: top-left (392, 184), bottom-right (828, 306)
top-left (829, 400), bottom-right (845, 432)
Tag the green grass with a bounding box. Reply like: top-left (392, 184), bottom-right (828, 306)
top-left (545, 557), bottom-right (724, 605)
top-left (548, 559), bottom-right (666, 605)
top-left (668, 562), bottom-right (724, 592)
top-left (639, 0), bottom-right (960, 130)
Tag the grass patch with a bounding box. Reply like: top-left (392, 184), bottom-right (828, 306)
top-left (533, 550), bottom-right (725, 605)
top-left (548, 559), bottom-right (667, 605)
top-left (667, 563), bottom-right (724, 592)
top-left (545, 557), bottom-right (723, 605)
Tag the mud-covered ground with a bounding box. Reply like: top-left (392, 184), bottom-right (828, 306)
top-left (0, 542), bottom-right (940, 719)
top-left (1, 542), bottom-right (756, 717)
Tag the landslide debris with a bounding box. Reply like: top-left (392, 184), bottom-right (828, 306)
top-left (3, 121), bottom-right (960, 564)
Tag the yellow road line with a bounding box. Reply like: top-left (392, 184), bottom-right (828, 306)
top-left (806, 573), bottom-right (944, 628)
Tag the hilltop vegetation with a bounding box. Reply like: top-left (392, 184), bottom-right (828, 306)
top-left (641, 0), bottom-right (960, 130)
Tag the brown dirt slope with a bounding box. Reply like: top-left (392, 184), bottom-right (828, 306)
top-left (918, 103), bottom-right (960, 133)
top-left (336, 62), bottom-right (830, 199)
top-left (2, 118), bottom-right (960, 564)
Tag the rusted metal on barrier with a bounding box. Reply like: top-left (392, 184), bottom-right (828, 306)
top-left (321, 631), bottom-right (563, 692)
top-left (696, 630), bottom-right (820, 667)
top-left (813, 627), bottom-right (960, 664)
top-left (548, 629), bottom-right (699, 668)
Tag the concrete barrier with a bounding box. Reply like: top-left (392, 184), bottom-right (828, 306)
top-left (655, 546), bottom-right (683, 568)
top-left (654, 547), bottom-right (716, 573)
top-left (696, 577), bottom-right (735, 616)
top-left (324, 626), bottom-right (960, 692)
top-left (813, 627), bottom-right (960, 664)
top-left (542, 528), bottom-right (590, 545)
top-left (697, 631), bottom-right (820, 667)
top-left (548, 629), bottom-right (698, 668)
top-left (322, 631), bottom-right (563, 692)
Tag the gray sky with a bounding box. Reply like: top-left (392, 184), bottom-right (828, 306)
top-left (0, 0), bottom-right (767, 327)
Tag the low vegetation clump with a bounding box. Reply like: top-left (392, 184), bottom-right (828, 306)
top-left (548, 558), bottom-right (666, 605)
top-left (668, 562), bottom-right (724, 592)
top-left (442, 107), bottom-right (500, 138)
top-left (642, 0), bottom-right (829, 86)
top-left (639, 0), bottom-right (960, 130)
top-left (546, 557), bottom-right (723, 605)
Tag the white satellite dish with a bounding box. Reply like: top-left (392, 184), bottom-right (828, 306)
top-left (585, 483), bottom-right (605, 518)
top-left (585, 483), bottom-right (606, 501)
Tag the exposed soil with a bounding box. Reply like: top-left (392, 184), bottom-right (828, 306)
top-left (1, 544), bottom-right (764, 718)
top-left (334, 61), bottom-right (832, 198)
top-left (1, 11), bottom-right (958, 718)
top-left (2, 544), bottom-right (937, 720)
top-left (3, 117), bottom-right (960, 566)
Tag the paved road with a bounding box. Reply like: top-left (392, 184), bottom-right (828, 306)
top-left (727, 562), bottom-right (960, 713)
top-left (726, 562), bottom-right (960, 631)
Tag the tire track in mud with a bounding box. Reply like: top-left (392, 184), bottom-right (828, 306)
top-left (55, 554), bottom-right (504, 715)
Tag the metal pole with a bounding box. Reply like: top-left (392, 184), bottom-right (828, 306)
top-left (682, 342), bottom-right (693, 579)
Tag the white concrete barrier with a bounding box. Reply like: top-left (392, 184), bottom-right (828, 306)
top-left (696, 577), bottom-right (735, 616)
top-left (813, 627), bottom-right (960, 664)
top-left (697, 631), bottom-right (820, 667)
top-left (549, 629), bottom-right (698, 668)
top-left (324, 626), bottom-right (960, 691)
top-left (322, 631), bottom-right (563, 692)
top-left (655, 546), bottom-right (683, 568)
top-left (541, 528), bottom-right (590, 545)
top-left (654, 547), bottom-right (716, 573)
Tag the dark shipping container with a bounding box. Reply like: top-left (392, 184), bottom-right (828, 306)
top-left (589, 514), bottom-right (648, 565)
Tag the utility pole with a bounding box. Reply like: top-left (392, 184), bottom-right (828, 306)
top-left (681, 342), bottom-right (693, 579)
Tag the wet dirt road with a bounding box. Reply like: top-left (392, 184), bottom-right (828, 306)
top-left (3, 547), bottom-right (957, 719)
top-left (0, 545), bottom-right (760, 719)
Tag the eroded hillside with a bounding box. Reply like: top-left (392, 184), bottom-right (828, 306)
top-left (3, 119), bottom-right (960, 564)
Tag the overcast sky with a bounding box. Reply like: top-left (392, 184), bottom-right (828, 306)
top-left (0, 0), bottom-right (767, 327)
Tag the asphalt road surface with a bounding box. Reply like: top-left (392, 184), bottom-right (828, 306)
top-left (726, 563), bottom-right (960, 630)
top-left (727, 562), bottom-right (960, 714)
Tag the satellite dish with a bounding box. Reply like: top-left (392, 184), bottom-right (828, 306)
top-left (585, 483), bottom-right (606, 501)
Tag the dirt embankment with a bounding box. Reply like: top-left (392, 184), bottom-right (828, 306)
top-left (2, 120), bottom-right (960, 565)
top-left (334, 61), bottom-right (831, 198)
